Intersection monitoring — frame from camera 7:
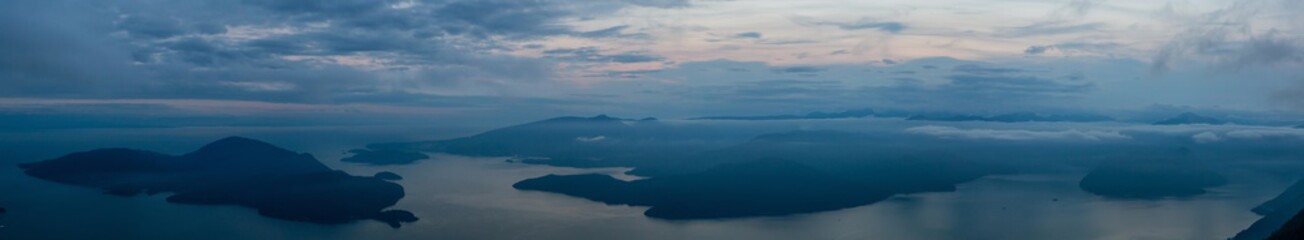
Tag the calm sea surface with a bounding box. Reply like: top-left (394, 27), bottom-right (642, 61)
top-left (0, 125), bottom-right (1288, 240)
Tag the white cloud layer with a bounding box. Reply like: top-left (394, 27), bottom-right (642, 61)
top-left (1225, 129), bottom-right (1304, 140)
top-left (1192, 131), bottom-right (1221, 143)
top-left (905, 125), bottom-right (1130, 141)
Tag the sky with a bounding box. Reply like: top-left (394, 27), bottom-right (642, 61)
top-left (1, 0), bottom-right (1302, 127)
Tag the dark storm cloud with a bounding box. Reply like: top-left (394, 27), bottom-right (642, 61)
top-left (0, 0), bottom-right (683, 104)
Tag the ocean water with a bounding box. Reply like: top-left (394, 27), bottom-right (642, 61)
top-left (0, 125), bottom-right (1288, 240)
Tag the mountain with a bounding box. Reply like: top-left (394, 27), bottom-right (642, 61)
top-left (691, 108), bottom-right (875, 120)
top-left (512, 130), bottom-right (1014, 219)
top-left (1078, 149), bottom-right (1227, 199)
top-left (367, 115), bottom-right (736, 175)
top-left (18, 137), bottom-right (418, 228)
top-left (1152, 112), bottom-right (1226, 125)
top-left (1233, 179), bottom-right (1304, 240)
top-left (514, 159), bottom-right (893, 219)
top-left (706, 130), bottom-right (1013, 193)
top-left (1268, 209), bottom-right (1304, 239)
top-left (907, 112), bottom-right (1114, 123)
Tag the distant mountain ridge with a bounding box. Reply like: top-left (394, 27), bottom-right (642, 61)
top-left (692, 108), bottom-right (876, 120)
top-left (906, 112), bottom-right (1115, 123)
top-left (691, 108), bottom-right (1116, 123)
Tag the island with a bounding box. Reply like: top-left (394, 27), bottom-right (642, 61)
top-left (1079, 149), bottom-right (1227, 199)
top-left (1268, 209), bottom-right (1304, 239)
top-left (367, 115), bottom-right (733, 176)
top-left (1233, 179), bottom-right (1304, 239)
top-left (18, 136), bottom-right (418, 228)
top-left (511, 130), bottom-right (1012, 219)
top-left (369, 117), bottom-right (1014, 219)
top-left (340, 148), bottom-right (429, 165)
top-left (514, 159), bottom-right (894, 219)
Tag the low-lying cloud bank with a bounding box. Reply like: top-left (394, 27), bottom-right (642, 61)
top-left (1224, 129), bottom-right (1304, 140)
top-left (905, 125), bottom-right (1129, 141)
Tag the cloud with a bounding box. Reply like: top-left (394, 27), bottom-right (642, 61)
top-left (951, 64), bottom-right (1024, 74)
top-left (941, 75), bottom-right (1092, 95)
top-left (1025, 45), bottom-right (1055, 55)
top-left (733, 32), bottom-right (763, 39)
top-left (1151, 0), bottom-right (1304, 73)
top-left (791, 16), bottom-right (906, 33)
top-left (905, 125), bottom-right (1130, 141)
top-left (771, 66), bottom-right (824, 74)
top-left (1225, 129), bottom-right (1304, 140)
top-left (1192, 131), bottom-right (1222, 143)
top-left (576, 136), bottom-right (607, 142)
top-left (631, 58), bottom-right (1108, 114)
top-left (575, 25), bottom-right (650, 39)
top-left (1060, 0), bottom-right (1102, 17)
top-left (619, 0), bottom-right (691, 8)
top-left (1146, 0), bottom-right (1304, 109)
top-left (0, 0), bottom-right (680, 104)
top-left (1024, 42), bottom-right (1123, 55)
top-left (543, 47), bottom-right (666, 63)
top-left (1000, 21), bottom-right (1104, 37)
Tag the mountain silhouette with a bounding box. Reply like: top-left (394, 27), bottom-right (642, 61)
top-left (692, 108), bottom-right (876, 120)
top-left (906, 112), bottom-right (1114, 123)
top-left (1079, 149), bottom-right (1226, 199)
top-left (1234, 179), bottom-right (1304, 239)
top-left (367, 115), bottom-right (725, 175)
top-left (19, 136), bottom-right (418, 228)
top-left (514, 159), bottom-right (892, 219)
